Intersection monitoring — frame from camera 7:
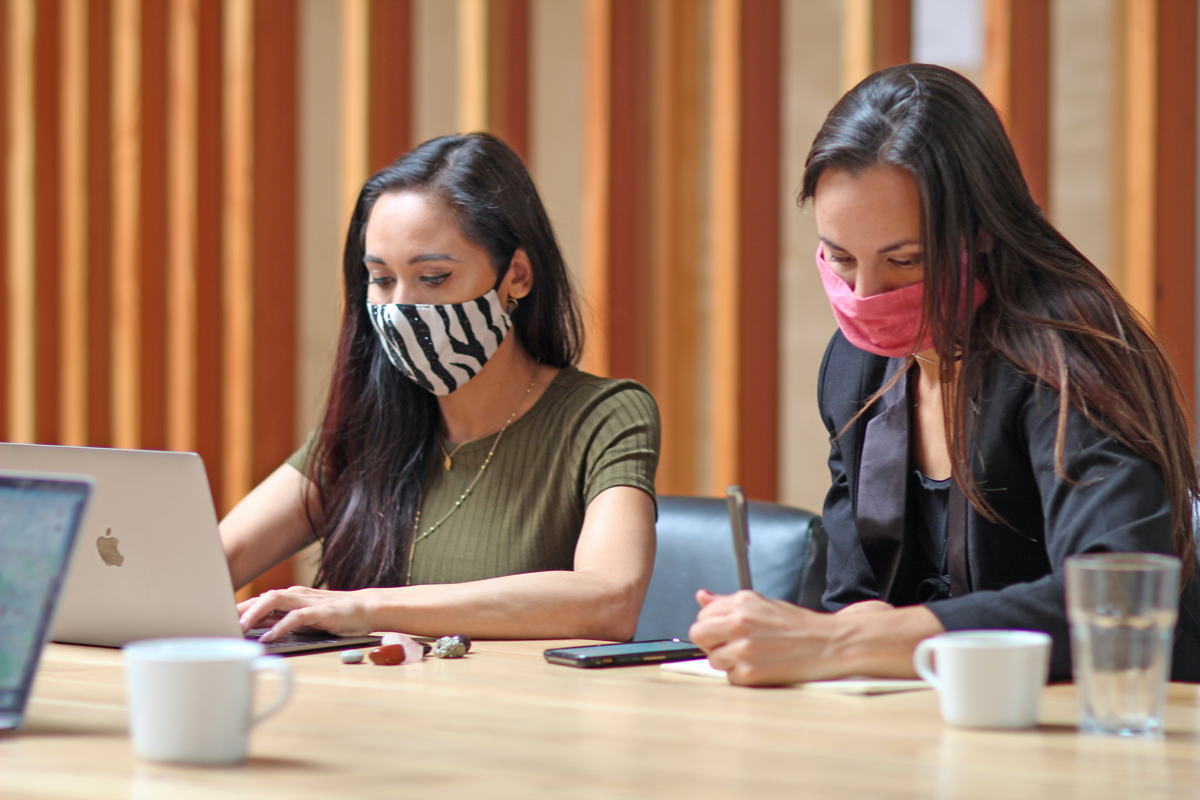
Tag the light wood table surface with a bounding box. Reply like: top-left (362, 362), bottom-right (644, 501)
top-left (4, 641), bottom-right (1200, 799)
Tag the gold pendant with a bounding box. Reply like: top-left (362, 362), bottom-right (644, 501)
top-left (444, 455), bottom-right (452, 471)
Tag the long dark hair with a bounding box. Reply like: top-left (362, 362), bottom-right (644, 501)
top-left (308, 133), bottom-right (583, 590)
top-left (801, 64), bottom-right (1198, 576)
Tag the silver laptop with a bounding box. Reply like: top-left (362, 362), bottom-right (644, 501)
top-left (0, 470), bottom-right (93, 733)
top-left (0, 444), bottom-right (379, 656)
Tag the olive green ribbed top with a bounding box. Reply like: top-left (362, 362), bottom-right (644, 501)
top-left (286, 366), bottom-right (660, 586)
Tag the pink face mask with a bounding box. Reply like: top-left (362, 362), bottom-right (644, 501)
top-left (815, 243), bottom-right (986, 358)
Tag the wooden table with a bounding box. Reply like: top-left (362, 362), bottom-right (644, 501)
top-left (4, 642), bottom-right (1200, 799)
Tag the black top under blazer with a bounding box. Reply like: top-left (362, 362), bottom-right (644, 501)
top-left (818, 330), bottom-right (1200, 682)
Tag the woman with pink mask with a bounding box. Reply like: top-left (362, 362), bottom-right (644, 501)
top-left (689, 64), bottom-right (1200, 684)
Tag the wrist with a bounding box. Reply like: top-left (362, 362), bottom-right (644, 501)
top-left (360, 587), bottom-right (389, 632)
top-left (826, 605), bottom-right (944, 678)
top-left (827, 610), bottom-right (876, 675)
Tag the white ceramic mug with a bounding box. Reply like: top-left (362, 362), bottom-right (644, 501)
top-left (913, 630), bottom-right (1051, 729)
top-left (123, 638), bottom-right (293, 764)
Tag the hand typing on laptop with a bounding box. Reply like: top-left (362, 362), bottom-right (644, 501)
top-left (238, 587), bottom-right (378, 643)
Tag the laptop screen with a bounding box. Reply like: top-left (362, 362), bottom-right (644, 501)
top-left (0, 475), bottom-right (91, 718)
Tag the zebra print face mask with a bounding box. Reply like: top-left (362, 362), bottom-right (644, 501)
top-left (366, 288), bottom-right (514, 395)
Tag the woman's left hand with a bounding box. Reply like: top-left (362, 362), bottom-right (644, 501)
top-left (236, 586), bottom-right (378, 642)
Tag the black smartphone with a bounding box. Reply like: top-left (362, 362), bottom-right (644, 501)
top-left (543, 639), bottom-right (705, 668)
top-left (726, 485), bottom-right (753, 591)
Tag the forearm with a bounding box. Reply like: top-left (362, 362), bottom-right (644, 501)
top-left (363, 569), bottom-right (645, 641)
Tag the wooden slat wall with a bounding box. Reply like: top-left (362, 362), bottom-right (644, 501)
top-left (369, 0), bottom-right (412, 171)
top-left (34, 0), bottom-right (61, 446)
top-left (0, 0), bottom-right (301, 592)
top-left (650, 0), bottom-right (704, 496)
top-left (456, 0), bottom-right (529, 157)
top-left (59, 0), bottom-right (88, 447)
top-left (710, 0), bottom-right (781, 501)
top-left (984, 0), bottom-right (1050, 210)
top-left (842, 0), bottom-right (911, 92)
top-left (1121, 0), bottom-right (1198, 414)
top-left (166, 0), bottom-right (198, 454)
top-left (86, 0), bottom-right (113, 449)
top-left (6, 0), bottom-right (35, 444)
top-left (340, 0), bottom-right (368, 225)
top-left (487, 0), bottom-right (529, 160)
top-left (140, 0), bottom-right (168, 452)
top-left (0, 0), bottom-right (8, 443)
top-left (581, 0), bottom-right (652, 382)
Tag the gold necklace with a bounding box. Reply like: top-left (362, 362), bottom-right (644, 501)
top-left (406, 365), bottom-right (539, 584)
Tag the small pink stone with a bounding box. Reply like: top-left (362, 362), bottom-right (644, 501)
top-left (380, 632), bottom-right (425, 664)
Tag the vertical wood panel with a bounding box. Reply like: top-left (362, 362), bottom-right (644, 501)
top-left (86, 0), bottom-right (112, 447)
top-left (243, 0), bottom-right (298, 596)
top-left (34, 0), bottom-right (61, 444)
top-left (1151, 0), bottom-right (1196, 412)
top-left (251, 1), bottom-right (297, 485)
top-left (458, 0), bottom-right (488, 132)
top-left (166, 0), bottom-right (198, 452)
top-left (0, 0), bottom-right (8, 441)
top-left (581, 0), bottom-right (651, 381)
top-left (195, 0), bottom-right (222, 504)
top-left (221, 0), bottom-right (253, 512)
top-left (111, 0), bottom-right (141, 449)
top-left (59, 0), bottom-right (88, 446)
top-left (5, 0), bottom-right (35, 443)
top-left (1124, 0), bottom-right (1156, 322)
top-left (711, 0), bottom-right (780, 500)
top-left (488, 0), bottom-right (529, 159)
top-left (340, 0), bottom-right (368, 225)
top-left (842, 0), bottom-right (911, 92)
top-left (140, 0), bottom-right (168, 450)
top-left (872, 0), bottom-right (911, 70)
top-left (369, 0), bottom-right (412, 170)
top-left (984, 0), bottom-right (1050, 210)
top-left (581, 0), bottom-right (613, 376)
top-left (1121, 0), bottom-right (1197, 413)
top-left (736, 0), bottom-right (780, 500)
top-left (711, 0), bottom-right (740, 495)
top-left (650, 0), bottom-right (703, 495)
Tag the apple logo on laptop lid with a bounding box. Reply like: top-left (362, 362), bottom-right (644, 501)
top-left (97, 528), bottom-right (124, 567)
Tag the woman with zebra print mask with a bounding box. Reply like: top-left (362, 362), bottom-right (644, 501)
top-left (221, 134), bottom-right (661, 643)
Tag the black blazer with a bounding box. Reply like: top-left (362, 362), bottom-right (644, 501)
top-left (817, 330), bottom-right (1200, 681)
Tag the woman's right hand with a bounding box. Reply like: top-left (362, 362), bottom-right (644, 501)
top-left (237, 586), bottom-right (381, 642)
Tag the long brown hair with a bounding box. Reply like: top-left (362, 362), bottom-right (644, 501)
top-left (801, 64), bottom-right (1197, 577)
top-left (308, 133), bottom-right (583, 590)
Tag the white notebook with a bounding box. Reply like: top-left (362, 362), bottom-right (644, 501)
top-left (660, 658), bottom-right (930, 695)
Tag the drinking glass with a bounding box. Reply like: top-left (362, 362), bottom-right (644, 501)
top-left (1065, 553), bottom-right (1180, 737)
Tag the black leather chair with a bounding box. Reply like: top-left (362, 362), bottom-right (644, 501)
top-left (633, 495), bottom-right (828, 642)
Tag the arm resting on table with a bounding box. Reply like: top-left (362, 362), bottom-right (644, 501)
top-left (236, 485), bottom-right (657, 643)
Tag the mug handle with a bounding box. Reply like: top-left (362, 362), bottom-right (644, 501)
top-left (250, 655), bottom-right (294, 726)
top-left (912, 639), bottom-right (941, 691)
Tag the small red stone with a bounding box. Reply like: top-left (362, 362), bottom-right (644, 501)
top-left (368, 644), bottom-right (406, 665)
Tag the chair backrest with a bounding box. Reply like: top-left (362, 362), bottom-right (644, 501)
top-left (633, 495), bottom-right (827, 642)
